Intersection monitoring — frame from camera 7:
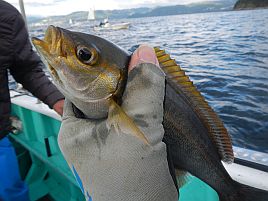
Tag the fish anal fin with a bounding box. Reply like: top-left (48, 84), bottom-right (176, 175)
top-left (108, 99), bottom-right (150, 145)
top-left (154, 47), bottom-right (234, 163)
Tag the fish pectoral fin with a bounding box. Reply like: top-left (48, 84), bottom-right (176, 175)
top-left (107, 99), bottom-right (150, 145)
top-left (175, 169), bottom-right (189, 188)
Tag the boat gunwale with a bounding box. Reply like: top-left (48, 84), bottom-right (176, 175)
top-left (10, 90), bottom-right (268, 191)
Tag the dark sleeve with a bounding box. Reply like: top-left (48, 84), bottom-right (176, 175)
top-left (9, 13), bottom-right (64, 108)
top-left (0, 70), bottom-right (12, 140)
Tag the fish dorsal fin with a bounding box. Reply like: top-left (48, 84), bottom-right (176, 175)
top-left (154, 47), bottom-right (234, 163)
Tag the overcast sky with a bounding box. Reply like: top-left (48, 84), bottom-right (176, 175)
top-left (6, 0), bottom-right (217, 17)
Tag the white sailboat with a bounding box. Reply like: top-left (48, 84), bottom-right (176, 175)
top-left (69, 18), bottom-right (73, 25)
top-left (88, 7), bottom-right (95, 21)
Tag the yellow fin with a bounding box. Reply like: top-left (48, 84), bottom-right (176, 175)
top-left (154, 47), bottom-right (161, 52)
top-left (158, 54), bottom-right (171, 63)
top-left (108, 99), bottom-right (150, 145)
top-left (163, 66), bottom-right (180, 73)
top-left (162, 59), bottom-right (178, 67)
top-left (167, 71), bottom-right (185, 78)
top-left (156, 50), bottom-right (166, 57)
top-left (176, 77), bottom-right (191, 83)
top-left (175, 169), bottom-right (189, 188)
top-left (154, 47), bottom-right (234, 163)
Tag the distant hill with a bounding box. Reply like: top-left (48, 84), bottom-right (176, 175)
top-left (64, 7), bottom-right (152, 21)
top-left (32, 1), bottom-right (236, 24)
top-left (40, 7), bottom-right (152, 24)
top-left (234, 0), bottom-right (268, 10)
top-left (129, 1), bottom-right (236, 18)
top-left (27, 16), bottom-right (43, 24)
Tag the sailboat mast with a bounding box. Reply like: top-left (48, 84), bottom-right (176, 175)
top-left (19, 0), bottom-right (28, 30)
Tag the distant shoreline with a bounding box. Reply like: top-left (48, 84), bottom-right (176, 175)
top-left (27, 3), bottom-right (268, 25)
top-left (28, 1), bottom-right (236, 23)
top-left (233, 6), bottom-right (268, 11)
top-left (233, 0), bottom-right (268, 10)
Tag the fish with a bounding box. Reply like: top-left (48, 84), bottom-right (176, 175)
top-left (32, 25), bottom-right (268, 201)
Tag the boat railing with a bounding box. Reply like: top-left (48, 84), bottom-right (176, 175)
top-left (9, 91), bottom-right (268, 200)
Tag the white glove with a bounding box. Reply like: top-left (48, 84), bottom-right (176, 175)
top-left (58, 46), bottom-right (178, 201)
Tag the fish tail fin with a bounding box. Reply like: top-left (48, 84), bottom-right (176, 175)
top-left (220, 181), bottom-right (268, 201)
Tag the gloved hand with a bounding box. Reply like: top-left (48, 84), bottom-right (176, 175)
top-left (58, 45), bottom-right (178, 201)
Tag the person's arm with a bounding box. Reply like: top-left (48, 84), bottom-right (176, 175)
top-left (0, 70), bottom-right (12, 140)
top-left (9, 13), bottom-right (64, 112)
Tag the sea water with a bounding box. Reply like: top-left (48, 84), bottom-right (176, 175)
top-left (29, 9), bottom-right (268, 153)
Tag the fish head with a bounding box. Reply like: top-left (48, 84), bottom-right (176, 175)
top-left (32, 25), bottom-right (130, 118)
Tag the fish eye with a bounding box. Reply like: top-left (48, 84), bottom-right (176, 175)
top-left (76, 46), bottom-right (98, 65)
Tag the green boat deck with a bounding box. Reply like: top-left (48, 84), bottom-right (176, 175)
top-left (11, 103), bottom-right (219, 201)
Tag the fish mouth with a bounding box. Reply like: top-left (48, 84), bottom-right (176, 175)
top-left (32, 26), bottom-right (63, 81)
top-left (32, 25), bottom-right (62, 55)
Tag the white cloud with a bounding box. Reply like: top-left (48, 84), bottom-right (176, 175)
top-left (7, 0), bottom-right (121, 16)
top-left (6, 0), bottom-right (216, 16)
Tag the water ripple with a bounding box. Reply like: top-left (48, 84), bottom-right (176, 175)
top-left (29, 9), bottom-right (268, 153)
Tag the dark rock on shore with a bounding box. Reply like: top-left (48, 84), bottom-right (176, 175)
top-left (234, 0), bottom-right (268, 10)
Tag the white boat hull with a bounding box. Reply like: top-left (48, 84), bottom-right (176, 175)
top-left (94, 22), bottom-right (130, 31)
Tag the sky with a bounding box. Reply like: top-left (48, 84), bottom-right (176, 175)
top-left (6, 0), bottom-right (217, 17)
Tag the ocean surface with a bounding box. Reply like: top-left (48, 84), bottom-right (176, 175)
top-left (28, 9), bottom-right (268, 153)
